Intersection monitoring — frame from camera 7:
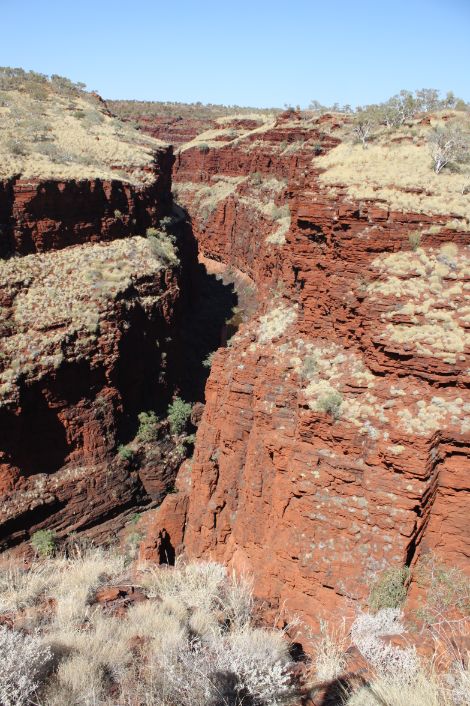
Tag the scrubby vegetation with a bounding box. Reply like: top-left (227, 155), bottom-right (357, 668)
top-left (316, 391), bottom-right (343, 420)
top-left (145, 228), bottom-right (179, 265)
top-left (107, 99), bottom-right (280, 121)
top-left (30, 530), bottom-right (57, 558)
top-left (369, 567), bottom-right (410, 613)
top-left (0, 67), bottom-right (164, 182)
top-left (315, 90), bottom-right (470, 219)
top-left (0, 550), bottom-right (468, 706)
top-left (308, 87), bottom-right (468, 121)
top-left (0, 550), bottom-right (300, 706)
top-left (0, 237), bottom-right (167, 405)
top-left (167, 397), bottom-right (192, 435)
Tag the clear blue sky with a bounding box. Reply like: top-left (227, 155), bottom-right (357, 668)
top-left (2, 0), bottom-right (469, 108)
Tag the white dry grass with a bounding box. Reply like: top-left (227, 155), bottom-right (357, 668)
top-left (368, 244), bottom-right (470, 364)
top-left (311, 619), bottom-right (349, 682)
top-left (0, 550), bottom-right (297, 706)
top-left (0, 626), bottom-right (51, 706)
top-left (257, 303), bottom-right (298, 344)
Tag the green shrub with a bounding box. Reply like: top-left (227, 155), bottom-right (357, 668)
top-left (198, 143), bottom-right (210, 153)
top-left (118, 444), bottom-right (135, 462)
top-left (167, 397), bottom-right (192, 435)
top-left (137, 411), bottom-right (159, 443)
top-left (317, 391), bottom-right (343, 420)
top-left (146, 228), bottom-right (178, 265)
top-left (203, 351), bottom-right (215, 369)
top-left (369, 566), bottom-right (410, 613)
top-left (30, 529), bottom-right (57, 558)
top-left (301, 354), bottom-right (316, 380)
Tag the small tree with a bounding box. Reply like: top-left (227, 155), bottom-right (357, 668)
top-left (137, 411), bottom-right (159, 443)
top-left (352, 108), bottom-right (376, 148)
top-left (428, 125), bottom-right (468, 174)
top-left (167, 397), bottom-right (192, 435)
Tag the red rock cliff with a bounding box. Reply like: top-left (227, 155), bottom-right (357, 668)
top-left (143, 111), bottom-right (470, 629)
top-left (0, 141), bottom-right (199, 550)
top-left (0, 146), bottom-right (173, 256)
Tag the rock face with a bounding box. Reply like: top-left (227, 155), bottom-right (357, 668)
top-left (2, 102), bottom-right (468, 632)
top-left (0, 135), bottom-right (198, 550)
top-left (130, 115), bottom-right (216, 148)
top-left (143, 111), bottom-right (470, 628)
top-left (0, 234), bottom-right (187, 548)
top-left (0, 146), bottom-right (173, 256)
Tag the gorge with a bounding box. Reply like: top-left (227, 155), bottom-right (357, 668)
top-left (0, 89), bottom-right (468, 639)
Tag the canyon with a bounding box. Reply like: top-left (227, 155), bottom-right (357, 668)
top-left (0, 100), bottom-right (468, 634)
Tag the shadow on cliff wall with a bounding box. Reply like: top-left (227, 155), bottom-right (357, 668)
top-left (0, 385), bottom-right (70, 477)
top-left (165, 204), bottom-right (239, 404)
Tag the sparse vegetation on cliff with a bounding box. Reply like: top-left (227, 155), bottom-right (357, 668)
top-left (146, 227), bottom-right (179, 265)
top-left (0, 237), bottom-right (170, 406)
top-left (31, 530), bottom-right (57, 558)
top-left (107, 98), bottom-right (280, 121)
top-left (0, 67), bottom-right (165, 182)
top-left (316, 112), bottom-right (470, 219)
top-left (369, 566), bottom-right (410, 613)
top-left (167, 397), bottom-right (192, 435)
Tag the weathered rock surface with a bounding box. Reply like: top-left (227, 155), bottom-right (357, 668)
top-left (142, 112), bottom-right (470, 628)
top-left (0, 234), bottom-right (187, 548)
top-left (132, 115), bottom-right (216, 148)
top-left (0, 145), bottom-right (173, 256)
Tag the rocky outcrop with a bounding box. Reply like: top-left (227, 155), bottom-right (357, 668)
top-left (142, 112), bottom-right (470, 629)
top-left (0, 146), bottom-right (173, 256)
top-left (133, 115), bottom-right (216, 147)
top-left (0, 233), bottom-right (190, 549)
top-left (0, 128), bottom-right (204, 550)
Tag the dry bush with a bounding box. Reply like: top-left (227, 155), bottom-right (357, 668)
top-left (310, 619), bottom-right (349, 682)
top-left (351, 609), bottom-right (419, 680)
top-left (0, 626), bottom-right (51, 706)
top-left (0, 550), bottom-right (297, 706)
top-left (414, 553), bottom-right (470, 624)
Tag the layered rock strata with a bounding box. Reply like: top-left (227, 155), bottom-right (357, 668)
top-left (144, 111), bottom-right (470, 627)
top-left (0, 146), bottom-right (173, 256)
